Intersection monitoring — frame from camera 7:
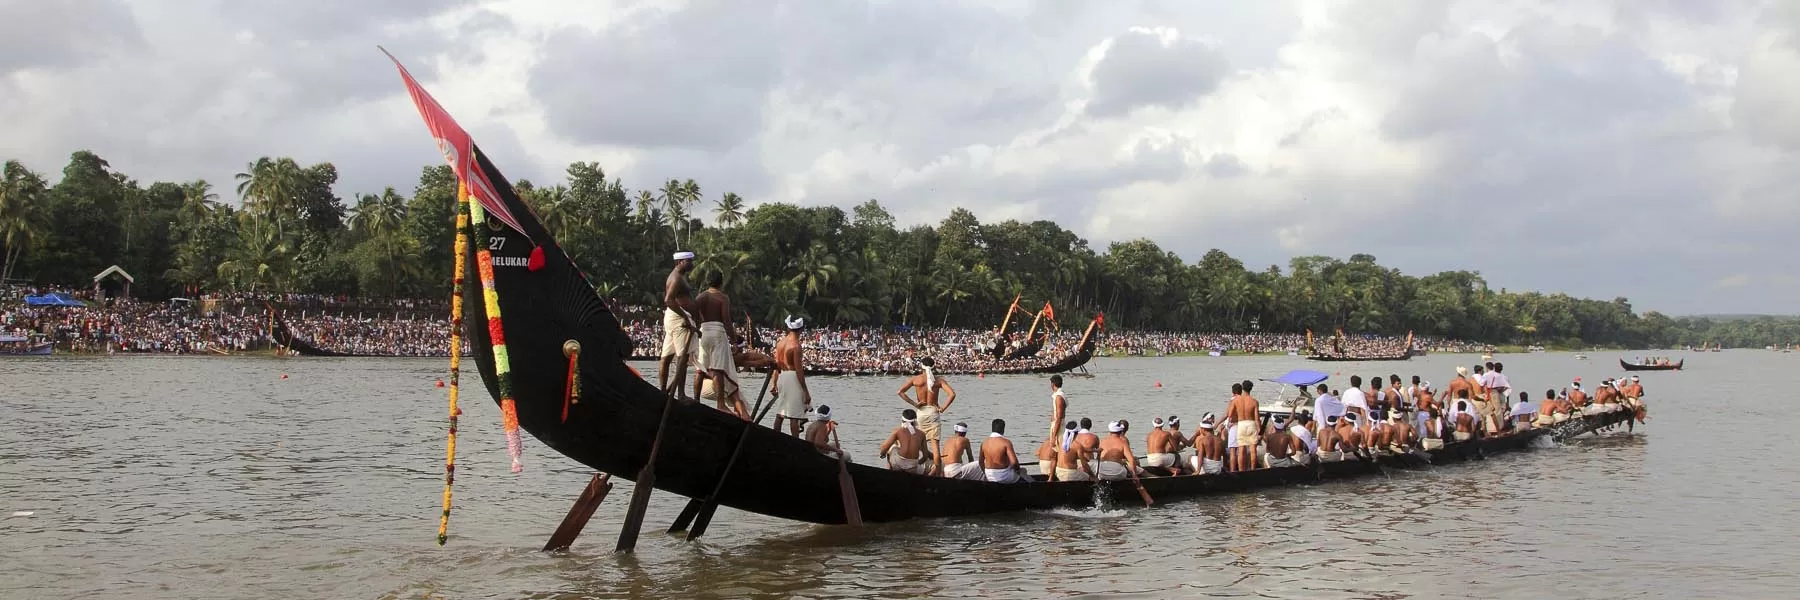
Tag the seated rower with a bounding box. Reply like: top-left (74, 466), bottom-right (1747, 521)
top-left (1095, 421), bottom-right (1142, 481)
top-left (1367, 410), bottom-right (1393, 455)
top-left (1290, 412), bottom-right (1318, 464)
top-left (1387, 408), bottom-right (1414, 453)
top-left (1418, 408), bottom-right (1445, 451)
top-left (1449, 399), bottom-right (1476, 442)
top-left (1142, 417), bottom-right (1180, 474)
top-left (1509, 392), bottom-right (1537, 431)
top-left (880, 409), bottom-right (931, 475)
top-left (1187, 413), bottom-right (1226, 474)
top-left (1534, 388), bottom-right (1558, 428)
top-left (1054, 420), bottom-right (1093, 481)
top-left (981, 419), bottom-right (1029, 484)
top-left (1335, 413), bottom-right (1365, 458)
top-left (1567, 381), bottom-right (1589, 417)
top-left (1263, 415), bottom-right (1305, 468)
top-left (940, 423), bottom-right (985, 480)
top-left (803, 405), bottom-right (849, 460)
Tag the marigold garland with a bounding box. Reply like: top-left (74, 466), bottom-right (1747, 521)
top-left (437, 183), bottom-right (474, 545)
top-left (469, 198), bottom-right (525, 474)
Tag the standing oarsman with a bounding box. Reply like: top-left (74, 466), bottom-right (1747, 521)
top-left (770, 315), bottom-right (812, 436)
top-left (940, 423), bottom-right (984, 480)
top-left (1036, 375), bottom-right (1068, 480)
top-left (1490, 362), bottom-right (1513, 418)
top-left (981, 419), bottom-right (1028, 483)
top-left (1224, 382), bottom-right (1260, 472)
top-left (694, 271), bottom-right (748, 420)
top-left (659, 251), bottom-right (700, 396)
top-left (897, 357), bottom-right (957, 476)
top-left (879, 409), bottom-right (930, 475)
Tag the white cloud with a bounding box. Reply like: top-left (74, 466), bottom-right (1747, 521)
top-left (2, 0), bottom-right (1798, 313)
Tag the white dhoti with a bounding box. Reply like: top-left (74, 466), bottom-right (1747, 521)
top-left (1553, 413), bottom-right (1570, 423)
top-left (1143, 453), bottom-right (1177, 470)
top-left (661, 309), bottom-right (697, 358)
top-left (1037, 459), bottom-right (1054, 477)
top-left (696, 322), bottom-right (738, 396)
top-left (1318, 451), bottom-right (1344, 462)
top-left (1265, 454), bottom-right (1300, 468)
top-left (887, 453), bottom-right (928, 475)
top-left (1294, 453), bottom-right (1314, 466)
top-left (1582, 404), bottom-right (1606, 416)
top-left (943, 462), bottom-right (985, 480)
top-left (986, 467), bottom-right (1027, 484)
top-left (1055, 466), bottom-right (1092, 481)
top-left (1452, 431), bottom-right (1471, 442)
top-left (1096, 461), bottom-right (1132, 481)
top-left (774, 370), bottom-right (808, 418)
top-left (915, 405), bottom-right (942, 443)
top-left (1420, 438), bottom-right (1444, 451)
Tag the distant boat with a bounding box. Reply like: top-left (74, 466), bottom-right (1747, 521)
top-left (1620, 358), bottom-right (1683, 371)
top-left (0, 334), bottom-right (53, 356)
top-left (1574, 353), bottom-right (1589, 360)
top-left (1481, 354), bottom-right (1493, 361)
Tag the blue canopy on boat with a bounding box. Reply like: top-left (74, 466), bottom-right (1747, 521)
top-left (23, 293), bottom-right (85, 307)
top-left (0, 335), bottom-right (26, 343)
top-left (1262, 369), bottom-right (1330, 387)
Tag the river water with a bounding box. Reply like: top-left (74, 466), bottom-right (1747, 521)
top-left (0, 352), bottom-right (1789, 599)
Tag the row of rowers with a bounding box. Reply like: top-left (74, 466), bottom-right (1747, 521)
top-left (796, 370), bottom-right (1648, 484)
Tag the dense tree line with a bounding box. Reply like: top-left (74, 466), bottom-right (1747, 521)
top-left (3, 151), bottom-right (1795, 348)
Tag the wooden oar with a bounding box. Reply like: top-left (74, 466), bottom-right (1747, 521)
top-left (668, 372), bottom-right (772, 538)
top-left (833, 428), bottom-right (863, 526)
top-left (1127, 467), bottom-right (1155, 506)
top-left (615, 385), bottom-right (680, 553)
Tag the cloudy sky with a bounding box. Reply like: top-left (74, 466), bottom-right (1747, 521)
top-left (3, 0), bottom-right (1798, 315)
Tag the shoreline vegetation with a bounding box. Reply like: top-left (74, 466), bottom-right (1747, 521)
top-left (4, 151), bottom-right (1800, 348)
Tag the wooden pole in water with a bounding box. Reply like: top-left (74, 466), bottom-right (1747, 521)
top-left (615, 387), bottom-right (680, 553)
top-left (671, 373), bottom-right (773, 539)
top-left (833, 428), bottom-right (863, 526)
top-left (542, 473), bottom-right (613, 552)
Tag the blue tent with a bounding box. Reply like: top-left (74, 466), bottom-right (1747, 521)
top-left (23, 293), bottom-right (85, 307)
top-left (1261, 369), bottom-right (1330, 387)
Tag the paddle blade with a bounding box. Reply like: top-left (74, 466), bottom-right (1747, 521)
top-left (668, 498), bottom-right (702, 534)
top-left (686, 503), bottom-right (720, 540)
top-left (837, 454), bottom-right (863, 526)
top-left (614, 470), bottom-right (655, 552)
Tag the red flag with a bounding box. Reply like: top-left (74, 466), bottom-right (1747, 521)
top-left (1042, 302), bottom-right (1055, 321)
top-left (381, 48), bottom-right (525, 234)
top-left (1095, 312), bottom-right (1104, 327)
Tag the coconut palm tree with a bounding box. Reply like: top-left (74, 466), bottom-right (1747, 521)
top-left (0, 160), bottom-right (49, 282)
top-left (713, 192), bottom-right (746, 228)
top-left (217, 215), bottom-right (293, 292)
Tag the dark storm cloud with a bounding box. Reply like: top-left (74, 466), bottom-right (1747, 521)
top-left (1084, 28), bottom-right (1229, 118)
top-left (0, 0), bottom-right (143, 73)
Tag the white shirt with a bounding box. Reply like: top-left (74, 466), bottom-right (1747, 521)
top-left (1315, 393), bottom-right (1344, 420)
top-left (1292, 424), bottom-right (1318, 453)
top-left (1509, 401), bottom-right (1536, 418)
top-left (1489, 373), bottom-right (1511, 391)
top-left (1477, 372), bottom-right (1494, 388)
top-left (1341, 387), bottom-right (1369, 412)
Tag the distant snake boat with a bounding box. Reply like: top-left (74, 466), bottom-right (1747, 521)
top-left (0, 334), bottom-right (53, 356)
top-left (388, 55), bottom-right (1642, 529)
top-left (1619, 358), bottom-right (1683, 371)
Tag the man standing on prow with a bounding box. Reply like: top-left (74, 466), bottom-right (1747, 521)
top-left (1036, 375), bottom-right (1068, 480)
top-left (1224, 383), bottom-right (1260, 472)
top-left (981, 419), bottom-right (1028, 483)
top-left (659, 251), bottom-right (700, 397)
top-left (880, 409), bottom-right (929, 475)
top-left (770, 315), bottom-right (812, 436)
top-left (694, 270), bottom-right (748, 420)
top-left (1143, 417), bottom-right (1178, 474)
top-left (940, 423), bottom-right (984, 480)
top-left (898, 357), bottom-right (957, 475)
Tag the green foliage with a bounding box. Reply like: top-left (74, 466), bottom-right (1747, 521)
top-left (4, 151), bottom-right (1797, 348)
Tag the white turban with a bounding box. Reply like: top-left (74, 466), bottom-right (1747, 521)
top-left (809, 405), bottom-right (832, 422)
top-left (953, 423), bottom-right (967, 434)
top-left (1456, 366), bottom-right (1469, 377)
top-left (672, 251), bottom-right (695, 261)
top-left (1108, 421), bottom-right (1125, 433)
top-left (785, 315), bottom-right (805, 330)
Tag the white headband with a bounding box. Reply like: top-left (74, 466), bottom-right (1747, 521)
top-left (1108, 421), bottom-right (1125, 433)
top-left (953, 424), bottom-right (967, 433)
top-left (785, 315), bottom-right (805, 330)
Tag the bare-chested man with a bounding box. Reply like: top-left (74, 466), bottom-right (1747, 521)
top-left (940, 423), bottom-right (984, 480)
top-left (770, 315), bottom-right (812, 435)
top-left (1387, 409), bottom-right (1415, 451)
top-left (1450, 396), bottom-right (1476, 442)
top-left (1188, 413), bottom-right (1227, 474)
top-left (1263, 416), bottom-right (1305, 468)
top-left (1164, 415), bottom-right (1188, 473)
top-left (1096, 421), bottom-right (1142, 480)
top-left (1568, 380), bottom-right (1589, 416)
top-left (1625, 375), bottom-right (1648, 422)
top-left (659, 252), bottom-right (700, 396)
top-left (694, 271), bottom-right (748, 420)
top-left (981, 419), bottom-right (1027, 483)
top-left (802, 404), bottom-right (846, 460)
top-left (1143, 417), bottom-right (1178, 474)
top-left (1035, 375), bottom-right (1068, 479)
top-left (1418, 406), bottom-right (1445, 451)
top-left (1225, 382), bottom-right (1260, 472)
top-left (880, 409), bottom-right (930, 475)
top-left (1441, 367), bottom-right (1474, 410)
top-left (1053, 420), bottom-right (1092, 481)
top-left (898, 357), bottom-right (957, 476)
top-left (1334, 413), bottom-right (1364, 458)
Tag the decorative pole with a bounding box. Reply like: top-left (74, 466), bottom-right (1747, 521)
top-left (438, 182), bottom-right (473, 546)
top-left (468, 193), bottom-right (525, 473)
